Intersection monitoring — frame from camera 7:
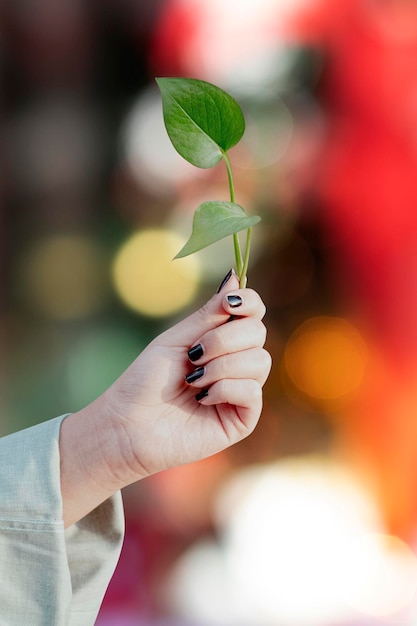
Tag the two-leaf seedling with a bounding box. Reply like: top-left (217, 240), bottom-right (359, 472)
top-left (156, 77), bottom-right (261, 288)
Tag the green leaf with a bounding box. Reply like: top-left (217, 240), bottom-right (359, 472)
top-left (175, 201), bottom-right (261, 258)
top-left (156, 77), bottom-right (245, 169)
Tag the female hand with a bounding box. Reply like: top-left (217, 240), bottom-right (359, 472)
top-left (60, 270), bottom-right (271, 526)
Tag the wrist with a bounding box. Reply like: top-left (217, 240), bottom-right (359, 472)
top-left (59, 390), bottom-right (144, 527)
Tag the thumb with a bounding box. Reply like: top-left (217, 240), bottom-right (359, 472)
top-left (156, 269), bottom-right (239, 348)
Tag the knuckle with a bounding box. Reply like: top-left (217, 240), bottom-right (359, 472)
top-left (216, 354), bottom-right (229, 379)
top-left (260, 348), bottom-right (273, 371)
top-left (213, 324), bottom-right (230, 353)
top-left (246, 379), bottom-right (263, 401)
top-left (196, 300), bottom-right (212, 324)
top-left (246, 288), bottom-right (266, 318)
top-left (254, 319), bottom-right (267, 343)
top-left (215, 378), bottom-right (228, 398)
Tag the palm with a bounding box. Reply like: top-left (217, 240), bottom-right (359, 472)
top-left (115, 343), bottom-right (249, 475)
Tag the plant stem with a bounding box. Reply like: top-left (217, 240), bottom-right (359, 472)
top-left (233, 233), bottom-right (243, 278)
top-left (240, 227), bottom-right (253, 288)
top-left (223, 151), bottom-right (236, 203)
top-left (223, 151), bottom-right (243, 276)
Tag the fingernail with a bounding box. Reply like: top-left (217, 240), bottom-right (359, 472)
top-left (185, 366), bottom-right (205, 384)
top-left (196, 388), bottom-right (209, 401)
top-left (188, 343), bottom-right (204, 362)
top-left (227, 294), bottom-right (243, 308)
top-left (216, 268), bottom-right (233, 293)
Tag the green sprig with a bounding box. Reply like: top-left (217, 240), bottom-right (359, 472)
top-left (156, 76), bottom-right (260, 287)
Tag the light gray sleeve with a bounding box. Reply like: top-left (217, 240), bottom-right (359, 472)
top-left (0, 414), bottom-right (125, 626)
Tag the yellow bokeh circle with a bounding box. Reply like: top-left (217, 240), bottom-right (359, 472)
top-left (112, 229), bottom-right (201, 317)
top-left (18, 234), bottom-right (108, 320)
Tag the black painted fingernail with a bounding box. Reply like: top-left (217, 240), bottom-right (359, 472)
top-left (216, 268), bottom-right (233, 293)
top-left (196, 388), bottom-right (209, 401)
top-left (185, 366), bottom-right (205, 384)
top-left (188, 343), bottom-right (204, 362)
top-left (227, 295), bottom-right (243, 308)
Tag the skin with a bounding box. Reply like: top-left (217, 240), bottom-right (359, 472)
top-left (59, 271), bottom-right (271, 527)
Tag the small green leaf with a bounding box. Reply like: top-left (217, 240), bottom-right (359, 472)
top-left (175, 201), bottom-right (261, 258)
top-left (156, 77), bottom-right (245, 169)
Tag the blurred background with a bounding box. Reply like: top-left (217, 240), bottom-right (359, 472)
top-left (3, 0), bottom-right (417, 624)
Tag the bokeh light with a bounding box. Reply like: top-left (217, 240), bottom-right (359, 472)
top-left (165, 457), bottom-right (417, 626)
top-left (151, 0), bottom-right (312, 87)
top-left (15, 234), bottom-right (109, 320)
top-left (166, 456), bottom-right (404, 626)
top-left (239, 97), bottom-right (294, 169)
top-left (120, 86), bottom-right (201, 195)
top-left (283, 316), bottom-right (368, 411)
top-left (112, 228), bottom-right (201, 317)
top-left (342, 533), bottom-right (417, 618)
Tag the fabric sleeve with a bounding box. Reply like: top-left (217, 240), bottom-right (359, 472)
top-left (0, 414), bottom-right (125, 626)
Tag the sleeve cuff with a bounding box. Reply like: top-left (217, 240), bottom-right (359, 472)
top-left (0, 415), bottom-right (125, 625)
